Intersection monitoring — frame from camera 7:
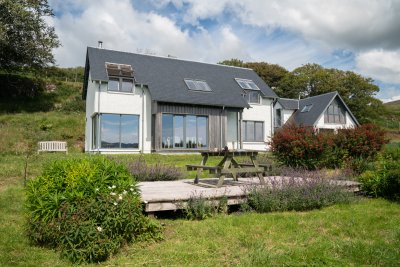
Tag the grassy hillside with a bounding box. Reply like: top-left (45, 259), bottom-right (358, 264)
top-left (381, 101), bottom-right (400, 142)
top-left (0, 70), bottom-right (85, 155)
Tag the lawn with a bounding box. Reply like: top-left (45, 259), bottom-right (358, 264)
top-left (1, 185), bottom-right (399, 266)
top-left (0, 153), bottom-right (399, 266)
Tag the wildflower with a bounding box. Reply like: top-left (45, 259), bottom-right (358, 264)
top-left (118, 194), bottom-right (123, 200)
top-left (130, 188), bottom-right (134, 192)
top-left (110, 192), bottom-right (116, 196)
top-left (122, 190), bottom-right (127, 195)
top-left (108, 186), bottom-right (112, 189)
top-left (96, 226), bottom-right (102, 232)
top-left (113, 202), bottom-right (118, 206)
top-left (95, 188), bottom-right (99, 192)
top-left (112, 185), bottom-right (116, 189)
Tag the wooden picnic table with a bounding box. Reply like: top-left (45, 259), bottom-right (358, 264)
top-left (186, 150), bottom-right (267, 187)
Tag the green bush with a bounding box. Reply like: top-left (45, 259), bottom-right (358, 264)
top-left (359, 147), bottom-right (400, 201)
top-left (25, 157), bottom-right (161, 263)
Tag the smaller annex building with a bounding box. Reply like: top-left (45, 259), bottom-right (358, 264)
top-left (273, 91), bottom-right (359, 131)
top-left (82, 47), bottom-right (278, 153)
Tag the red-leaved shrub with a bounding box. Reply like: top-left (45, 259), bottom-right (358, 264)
top-left (270, 123), bottom-right (387, 170)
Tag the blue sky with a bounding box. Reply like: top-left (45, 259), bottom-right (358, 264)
top-left (49, 0), bottom-right (400, 102)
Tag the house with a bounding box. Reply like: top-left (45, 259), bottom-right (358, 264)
top-left (82, 47), bottom-right (278, 153)
top-left (273, 91), bottom-right (359, 131)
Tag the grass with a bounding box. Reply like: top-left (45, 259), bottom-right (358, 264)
top-left (1, 185), bottom-right (399, 266)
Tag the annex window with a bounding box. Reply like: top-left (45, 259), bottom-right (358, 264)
top-left (162, 114), bottom-right (208, 149)
top-left (301, 104), bottom-right (313, 113)
top-left (184, 79), bottom-right (212, 92)
top-left (92, 113), bottom-right (139, 149)
top-left (324, 101), bottom-right (346, 124)
top-left (235, 78), bottom-right (259, 90)
top-left (241, 121), bottom-right (264, 142)
top-left (275, 109), bottom-right (282, 127)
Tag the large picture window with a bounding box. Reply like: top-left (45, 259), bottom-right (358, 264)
top-left (324, 101), bottom-right (346, 124)
top-left (241, 121), bottom-right (264, 142)
top-left (92, 114), bottom-right (139, 149)
top-left (162, 114), bottom-right (208, 149)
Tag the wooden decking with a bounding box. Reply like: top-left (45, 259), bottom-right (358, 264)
top-left (138, 177), bottom-right (361, 213)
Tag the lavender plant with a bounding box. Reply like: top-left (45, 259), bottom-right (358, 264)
top-left (245, 168), bottom-right (354, 213)
top-left (125, 157), bottom-right (183, 181)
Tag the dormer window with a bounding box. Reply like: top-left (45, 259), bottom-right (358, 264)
top-left (235, 78), bottom-right (259, 90)
top-left (106, 62), bottom-right (134, 93)
top-left (184, 79), bottom-right (212, 92)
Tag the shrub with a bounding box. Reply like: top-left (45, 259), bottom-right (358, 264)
top-left (25, 157), bottom-right (162, 263)
top-left (270, 124), bottom-right (387, 171)
top-left (336, 124), bottom-right (387, 160)
top-left (183, 194), bottom-right (228, 220)
top-left (125, 157), bottom-right (183, 181)
top-left (245, 169), bottom-right (354, 213)
top-left (358, 147), bottom-right (400, 201)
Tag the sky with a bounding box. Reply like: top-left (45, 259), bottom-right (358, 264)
top-left (48, 0), bottom-right (400, 102)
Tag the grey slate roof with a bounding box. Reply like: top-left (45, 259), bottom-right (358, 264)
top-left (83, 47), bottom-right (278, 108)
top-left (275, 92), bottom-right (359, 126)
top-left (292, 91), bottom-right (359, 126)
top-left (277, 98), bottom-right (299, 109)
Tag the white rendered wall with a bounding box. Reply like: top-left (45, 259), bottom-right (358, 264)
top-left (315, 111), bottom-right (357, 130)
top-left (273, 102), bottom-right (295, 126)
top-left (85, 75), bottom-right (152, 154)
top-left (240, 98), bottom-right (274, 151)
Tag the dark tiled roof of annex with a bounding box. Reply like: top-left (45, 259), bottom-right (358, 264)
top-left (83, 47), bottom-right (278, 108)
top-left (276, 91), bottom-right (359, 126)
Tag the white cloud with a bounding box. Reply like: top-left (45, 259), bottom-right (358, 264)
top-left (356, 49), bottom-right (400, 83)
top-left (51, 0), bottom-right (253, 66)
top-left (170, 0), bottom-right (400, 51)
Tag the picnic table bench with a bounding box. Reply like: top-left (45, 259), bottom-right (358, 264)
top-left (186, 150), bottom-right (268, 187)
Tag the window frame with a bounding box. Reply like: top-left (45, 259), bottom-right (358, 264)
top-left (241, 120), bottom-right (264, 142)
top-left (107, 77), bottom-right (134, 93)
top-left (244, 90), bottom-right (261, 104)
top-left (92, 113), bottom-right (140, 150)
top-left (324, 102), bottom-right (346, 124)
top-left (161, 113), bottom-right (209, 149)
top-left (275, 108), bottom-right (282, 127)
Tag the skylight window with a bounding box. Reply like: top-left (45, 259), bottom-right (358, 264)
top-left (301, 104), bottom-right (313, 113)
top-left (184, 79), bottom-right (212, 92)
top-left (235, 78), bottom-right (259, 90)
top-left (105, 62), bottom-right (134, 77)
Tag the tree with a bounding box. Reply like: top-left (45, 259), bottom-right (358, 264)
top-left (277, 64), bottom-right (382, 123)
top-left (219, 59), bottom-right (288, 89)
top-left (218, 58), bottom-right (245, 67)
top-left (0, 0), bottom-right (60, 69)
top-left (244, 62), bottom-right (288, 89)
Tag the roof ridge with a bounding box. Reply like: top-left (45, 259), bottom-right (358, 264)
top-left (87, 46), bottom-right (254, 71)
top-left (302, 91), bottom-right (337, 100)
top-left (279, 97), bottom-right (299, 101)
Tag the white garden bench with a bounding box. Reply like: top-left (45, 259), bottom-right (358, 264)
top-left (38, 141), bottom-right (68, 154)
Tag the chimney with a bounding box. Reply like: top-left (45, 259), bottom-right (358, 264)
top-left (98, 41), bottom-right (103, 49)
